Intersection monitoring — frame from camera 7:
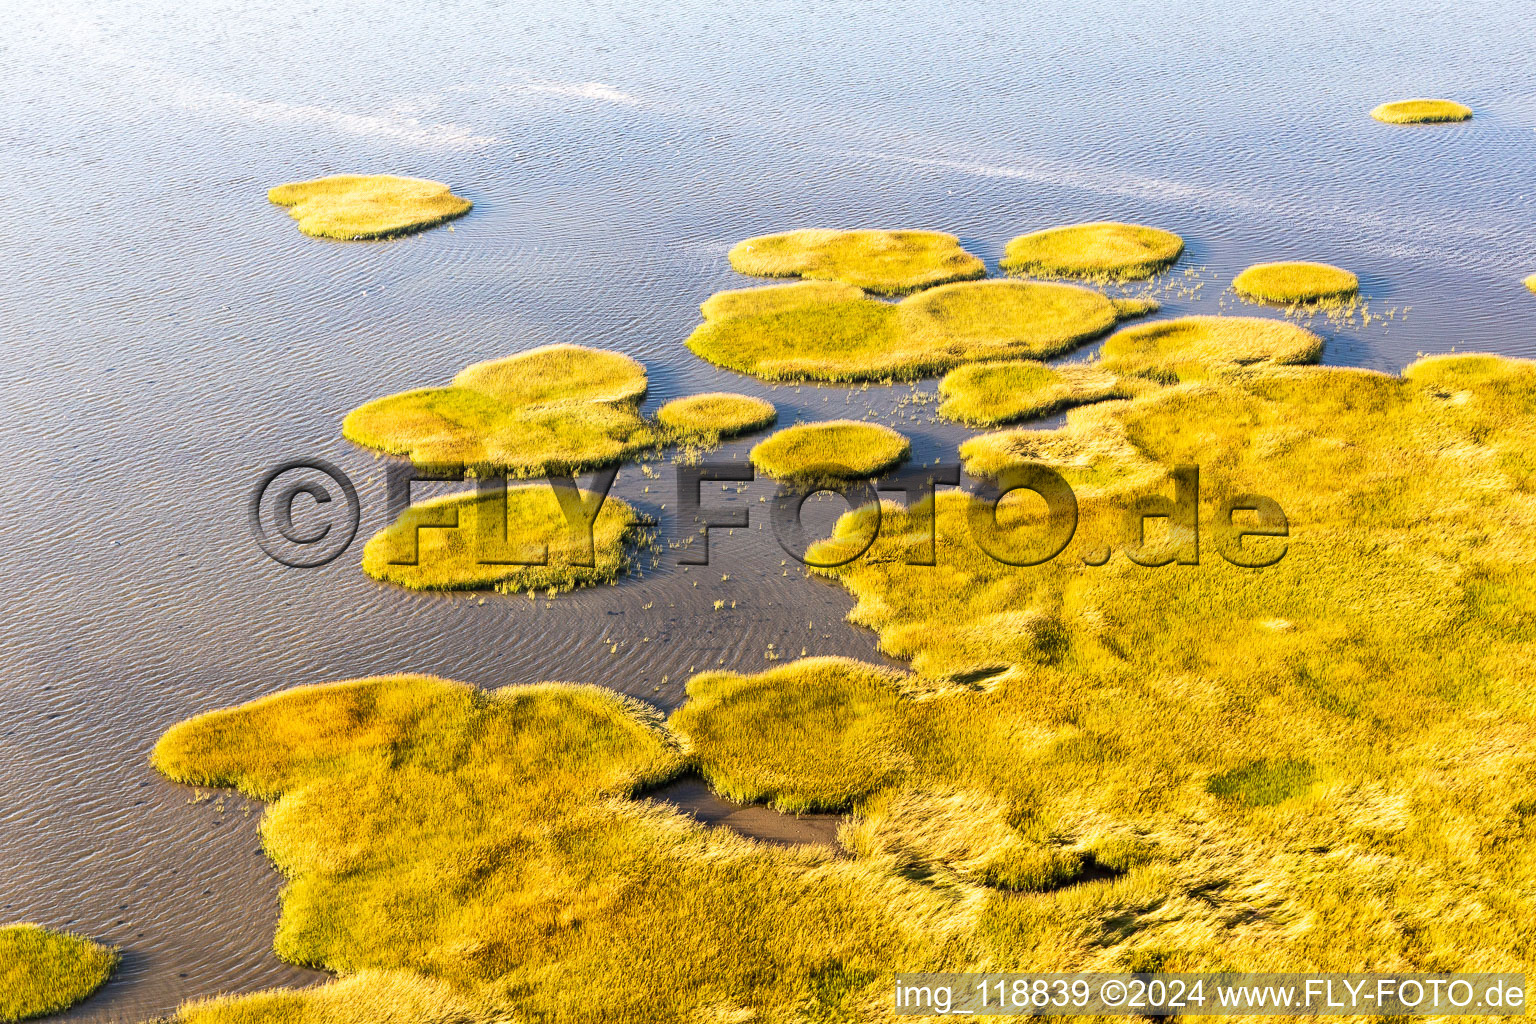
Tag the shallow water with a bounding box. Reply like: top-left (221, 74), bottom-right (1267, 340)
top-left (2, 0), bottom-right (1535, 1019)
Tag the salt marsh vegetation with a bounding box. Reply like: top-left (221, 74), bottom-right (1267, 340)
top-left (267, 174), bottom-right (471, 239)
top-left (1232, 261), bottom-right (1359, 304)
top-left (343, 344), bottom-right (655, 475)
top-left (687, 279), bottom-right (1152, 382)
top-left (748, 420), bottom-right (910, 483)
top-left (1370, 99), bottom-right (1472, 124)
top-left (727, 229), bottom-right (985, 294)
top-left (1000, 222), bottom-right (1184, 280)
top-left (0, 925), bottom-right (118, 1022)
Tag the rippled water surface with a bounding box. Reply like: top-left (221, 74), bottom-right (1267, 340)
top-left (3, 0), bottom-right (1536, 1019)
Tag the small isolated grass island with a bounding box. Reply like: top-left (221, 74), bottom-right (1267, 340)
top-left (268, 174), bottom-right (471, 239)
top-left (1001, 222), bottom-right (1184, 280)
top-left (749, 420), bottom-right (908, 484)
top-left (0, 924), bottom-right (118, 1022)
top-left (1099, 315), bottom-right (1323, 381)
top-left (361, 486), bottom-right (639, 592)
top-left (344, 344), bottom-right (655, 475)
top-left (938, 360), bottom-right (1133, 426)
top-left (1233, 261), bottom-right (1359, 304)
top-left (657, 393), bottom-right (777, 441)
top-left (687, 278), bottom-right (1152, 382)
top-left (1369, 99), bottom-right (1472, 124)
top-left (728, 229), bottom-right (985, 295)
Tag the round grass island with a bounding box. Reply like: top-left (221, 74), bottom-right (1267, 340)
top-left (0, 924), bottom-right (118, 1022)
top-left (1001, 222), bottom-right (1184, 279)
top-left (749, 421), bottom-right (909, 485)
top-left (1369, 99), bottom-right (1472, 124)
top-left (657, 393), bottom-right (777, 441)
top-left (268, 174), bottom-right (471, 239)
top-left (1232, 261), bottom-right (1359, 304)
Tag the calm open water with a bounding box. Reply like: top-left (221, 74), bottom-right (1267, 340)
top-left (3, 0), bottom-right (1536, 1019)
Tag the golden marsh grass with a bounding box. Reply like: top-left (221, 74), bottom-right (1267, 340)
top-left (749, 420), bottom-right (910, 484)
top-left (360, 485), bottom-right (639, 592)
top-left (656, 392), bottom-right (777, 441)
top-left (153, 675), bottom-right (961, 1024)
top-left (687, 279), bottom-right (1151, 382)
top-left (1000, 222), bottom-right (1184, 280)
top-left (937, 360), bottom-right (1137, 426)
top-left (1369, 99), bottom-right (1472, 124)
top-left (343, 344), bottom-right (655, 476)
top-left (267, 175), bottom-right (471, 240)
top-left (1232, 261), bottom-right (1359, 304)
top-left (1097, 315), bottom-right (1323, 382)
top-left (0, 924), bottom-right (118, 1022)
top-left (728, 228), bottom-right (985, 295)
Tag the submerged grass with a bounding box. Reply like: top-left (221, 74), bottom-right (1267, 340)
top-left (268, 175), bottom-right (471, 240)
top-left (343, 344), bottom-right (655, 476)
top-left (656, 392), bottom-right (777, 441)
top-left (937, 360), bottom-right (1136, 426)
top-left (360, 486), bottom-right (639, 592)
top-left (687, 279), bottom-right (1152, 382)
top-left (1000, 222), bottom-right (1183, 280)
top-left (727, 228), bottom-right (985, 295)
top-left (749, 420), bottom-right (909, 483)
top-left (1233, 261), bottom-right (1359, 304)
top-left (0, 925), bottom-right (118, 1022)
top-left (1370, 99), bottom-right (1472, 124)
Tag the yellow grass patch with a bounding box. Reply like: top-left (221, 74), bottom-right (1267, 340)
top-left (1369, 99), bottom-right (1472, 124)
top-left (343, 344), bottom-right (655, 475)
top-left (656, 392), bottom-right (777, 441)
top-left (1098, 315), bottom-right (1323, 382)
top-left (938, 360), bottom-right (1136, 426)
top-left (157, 348), bottom-right (1536, 1018)
top-left (0, 925), bottom-right (117, 1022)
top-left (728, 229), bottom-right (984, 295)
top-left (1001, 222), bottom-right (1184, 280)
top-left (749, 420), bottom-right (910, 484)
top-left (670, 657), bottom-right (912, 813)
top-left (360, 485), bottom-right (639, 592)
top-left (268, 175), bottom-right (471, 239)
top-left (153, 674), bottom-right (961, 1024)
top-left (687, 279), bottom-right (1151, 382)
top-left (1233, 261), bottom-right (1359, 304)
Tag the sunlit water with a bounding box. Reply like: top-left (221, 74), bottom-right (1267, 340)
top-left (3, 0), bottom-right (1535, 1019)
